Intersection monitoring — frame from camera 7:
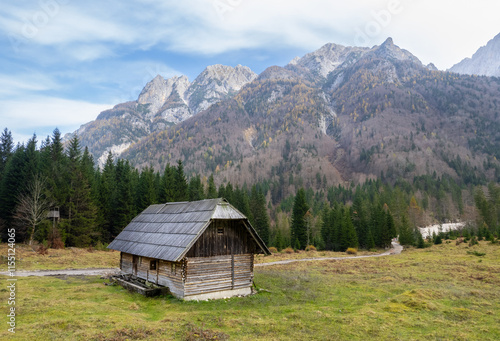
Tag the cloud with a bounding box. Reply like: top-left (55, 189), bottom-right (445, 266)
top-left (1, 96), bottom-right (113, 144)
top-left (2, 0), bottom-right (499, 68)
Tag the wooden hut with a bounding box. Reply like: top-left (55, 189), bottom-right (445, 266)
top-left (108, 198), bottom-right (270, 300)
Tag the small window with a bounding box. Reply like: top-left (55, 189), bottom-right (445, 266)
top-left (171, 263), bottom-right (176, 275)
top-left (217, 228), bottom-right (224, 235)
top-left (150, 260), bottom-right (156, 270)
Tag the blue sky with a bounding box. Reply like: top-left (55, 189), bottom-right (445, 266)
top-left (1, 0), bottom-right (499, 144)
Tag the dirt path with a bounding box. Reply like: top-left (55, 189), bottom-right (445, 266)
top-left (1, 243), bottom-right (402, 276)
top-left (255, 242), bottom-right (403, 267)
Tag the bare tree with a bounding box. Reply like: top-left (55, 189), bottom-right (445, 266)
top-left (14, 174), bottom-right (53, 245)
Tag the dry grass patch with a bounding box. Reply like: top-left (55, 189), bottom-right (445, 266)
top-left (0, 243), bottom-right (119, 271)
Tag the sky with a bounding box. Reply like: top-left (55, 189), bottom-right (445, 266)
top-left (1, 0), bottom-right (499, 144)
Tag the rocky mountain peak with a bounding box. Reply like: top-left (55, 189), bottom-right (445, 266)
top-left (450, 32), bottom-right (500, 77)
top-left (186, 64), bottom-right (257, 113)
top-left (288, 43), bottom-right (369, 78)
top-left (371, 37), bottom-right (421, 64)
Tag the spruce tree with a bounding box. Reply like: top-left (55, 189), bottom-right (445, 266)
top-left (249, 186), bottom-right (270, 245)
top-left (206, 174), bottom-right (217, 199)
top-left (398, 214), bottom-right (415, 246)
top-left (174, 160), bottom-right (188, 201)
top-left (0, 128), bottom-right (14, 178)
top-left (291, 188), bottom-right (309, 250)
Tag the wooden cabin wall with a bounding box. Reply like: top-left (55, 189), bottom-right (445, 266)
top-left (185, 220), bottom-right (258, 258)
top-left (120, 252), bottom-right (185, 298)
top-left (120, 253), bottom-right (133, 274)
top-left (183, 253), bottom-right (254, 297)
top-left (157, 259), bottom-right (185, 298)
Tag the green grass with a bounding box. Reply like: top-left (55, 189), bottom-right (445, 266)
top-left (1, 241), bottom-right (499, 340)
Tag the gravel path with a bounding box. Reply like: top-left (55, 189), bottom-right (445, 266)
top-left (1, 242), bottom-right (402, 276)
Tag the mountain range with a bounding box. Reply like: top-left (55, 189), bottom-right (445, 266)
top-left (67, 35), bottom-right (500, 196)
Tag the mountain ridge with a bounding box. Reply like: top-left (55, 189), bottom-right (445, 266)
top-left (69, 36), bottom-right (500, 193)
top-left (450, 33), bottom-right (500, 77)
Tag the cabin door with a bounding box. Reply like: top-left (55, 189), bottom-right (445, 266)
top-left (132, 255), bottom-right (139, 276)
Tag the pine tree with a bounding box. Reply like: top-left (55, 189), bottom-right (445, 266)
top-left (291, 188), bottom-right (309, 250)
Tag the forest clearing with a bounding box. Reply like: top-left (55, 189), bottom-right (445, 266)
top-left (1, 240), bottom-right (499, 340)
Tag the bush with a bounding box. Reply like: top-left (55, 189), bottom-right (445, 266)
top-left (434, 235), bottom-right (443, 245)
top-left (282, 247), bottom-right (294, 254)
top-left (469, 236), bottom-right (479, 247)
top-left (95, 241), bottom-right (108, 251)
top-left (37, 244), bottom-right (48, 255)
top-left (305, 245), bottom-right (317, 251)
top-left (268, 246), bottom-right (278, 253)
top-left (346, 248), bottom-right (357, 255)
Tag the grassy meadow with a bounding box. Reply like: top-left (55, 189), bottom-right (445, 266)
top-left (1, 241), bottom-right (499, 340)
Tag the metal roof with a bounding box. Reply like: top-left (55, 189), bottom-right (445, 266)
top-left (108, 198), bottom-right (270, 261)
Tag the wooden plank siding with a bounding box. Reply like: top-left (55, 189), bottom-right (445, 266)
top-left (185, 220), bottom-right (258, 258)
top-left (184, 254), bottom-right (253, 296)
top-left (120, 252), bottom-right (185, 298)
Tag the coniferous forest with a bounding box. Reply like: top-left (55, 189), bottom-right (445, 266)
top-left (0, 127), bottom-right (499, 250)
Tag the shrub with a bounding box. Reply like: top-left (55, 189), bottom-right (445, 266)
top-left (282, 247), bottom-right (294, 254)
top-left (95, 241), bottom-right (108, 251)
top-left (305, 245), bottom-right (317, 251)
top-left (467, 250), bottom-right (485, 257)
top-left (346, 248), bottom-right (358, 255)
top-left (434, 235), bottom-right (443, 245)
top-left (268, 246), bottom-right (278, 253)
top-left (469, 236), bottom-right (478, 247)
top-left (36, 244), bottom-right (48, 255)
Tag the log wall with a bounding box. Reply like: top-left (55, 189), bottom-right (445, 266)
top-left (183, 253), bottom-right (254, 297)
top-left (120, 252), bottom-right (185, 298)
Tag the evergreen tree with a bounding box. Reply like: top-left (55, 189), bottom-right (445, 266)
top-left (112, 159), bottom-right (134, 236)
top-left (0, 128), bottom-right (14, 178)
top-left (174, 160), bottom-right (188, 201)
top-left (249, 186), bottom-right (270, 244)
top-left (136, 166), bottom-right (157, 212)
top-left (291, 188), bottom-right (309, 249)
top-left (232, 186), bottom-right (252, 220)
top-left (398, 214), bottom-right (415, 246)
top-left (160, 164), bottom-right (175, 202)
top-left (98, 152), bottom-right (115, 242)
top-left (340, 207), bottom-right (358, 251)
top-left (64, 136), bottom-right (97, 247)
top-left (206, 174), bottom-right (218, 199)
top-left (0, 146), bottom-right (27, 237)
top-left (188, 174), bottom-right (204, 201)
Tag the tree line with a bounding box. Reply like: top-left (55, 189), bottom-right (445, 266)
top-left (1, 127), bottom-right (498, 251)
top-left (0, 128), bottom-right (270, 248)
